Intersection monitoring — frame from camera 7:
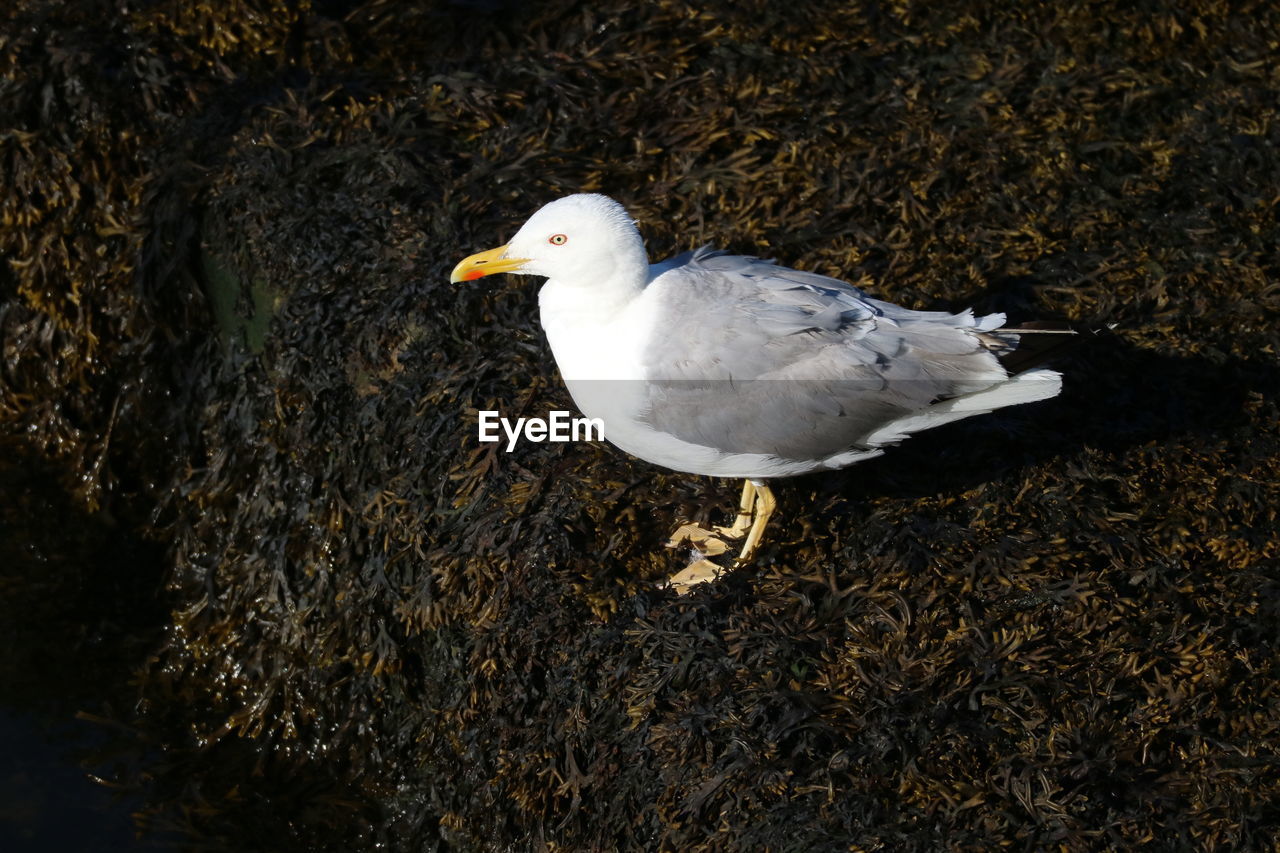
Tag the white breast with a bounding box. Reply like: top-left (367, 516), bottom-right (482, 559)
top-left (537, 276), bottom-right (857, 478)
top-left (538, 279), bottom-right (655, 381)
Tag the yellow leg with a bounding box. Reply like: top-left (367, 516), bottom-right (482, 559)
top-left (664, 479), bottom-right (775, 594)
top-left (714, 479), bottom-right (756, 540)
top-left (736, 481), bottom-right (776, 564)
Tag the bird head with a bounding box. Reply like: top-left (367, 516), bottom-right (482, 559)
top-left (450, 194), bottom-right (647, 285)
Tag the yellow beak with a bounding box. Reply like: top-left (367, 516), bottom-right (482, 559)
top-left (449, 244), bottom-right (531, 282)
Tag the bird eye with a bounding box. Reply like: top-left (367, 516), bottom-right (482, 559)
top-left (549, 234), bottom-right (568, 245)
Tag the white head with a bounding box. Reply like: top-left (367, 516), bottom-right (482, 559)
top-left (450, 194), bottom-right (649, 287)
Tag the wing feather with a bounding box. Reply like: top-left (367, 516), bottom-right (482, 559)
top-left (635, 249), bottom-right (1052, 462)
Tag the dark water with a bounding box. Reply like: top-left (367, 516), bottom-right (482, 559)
top-left (0, 711), bottom-right (151, 851)
top-left (0, 447), bottom-right (168, 848)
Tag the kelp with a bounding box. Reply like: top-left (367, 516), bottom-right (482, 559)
top-left (2, 0), bottom-right (1278, 849)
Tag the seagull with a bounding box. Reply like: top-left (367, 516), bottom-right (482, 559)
top-left (451, 194), bottom-right (1067, 590)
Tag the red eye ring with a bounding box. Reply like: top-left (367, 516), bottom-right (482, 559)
top-left (549, 234), bottom-right (568, 245)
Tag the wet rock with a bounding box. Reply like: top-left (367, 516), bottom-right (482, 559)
top-left (3, 0), bottom-right (1278, 849)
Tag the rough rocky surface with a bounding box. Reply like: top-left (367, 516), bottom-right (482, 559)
top-left (3, 1), bottom-right (1278, 849)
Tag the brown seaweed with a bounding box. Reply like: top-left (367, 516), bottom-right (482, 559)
top-left (2, 0), bottom-right (1278, 849)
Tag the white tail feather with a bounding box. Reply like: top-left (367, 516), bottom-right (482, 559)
top-left (862, 369), bottom-right (1062, 447)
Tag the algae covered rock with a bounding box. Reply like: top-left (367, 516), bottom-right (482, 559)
top-left (3, 0), bottom-right (1279, 850)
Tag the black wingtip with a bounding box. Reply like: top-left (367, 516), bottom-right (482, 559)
top-left (995, 322), bottom-right (1115, 373)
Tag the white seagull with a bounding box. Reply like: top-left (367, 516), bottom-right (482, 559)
top-left (451, 194), bottom-right (1067, 590)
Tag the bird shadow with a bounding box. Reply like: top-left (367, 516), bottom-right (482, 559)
top-left (801, 330), bottom-right (1277, 505)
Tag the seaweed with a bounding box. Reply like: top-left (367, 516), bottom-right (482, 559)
top-left (2, 0), bottom-right (1278, 850)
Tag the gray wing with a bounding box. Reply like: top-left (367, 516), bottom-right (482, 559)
top-left (637, 248), bottom-right (1011, 461)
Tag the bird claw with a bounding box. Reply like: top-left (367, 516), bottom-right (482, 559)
top-left (661, 559), bottom-right (725, 594)
top-left (662, 523), bottom-right (733, 594)
top-left (664, 523), bottom-right (730, 556)
top-left (662, 486), bottom-right (774, 592)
